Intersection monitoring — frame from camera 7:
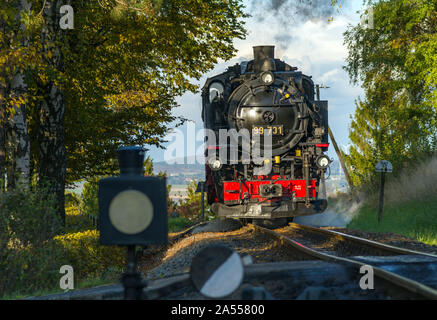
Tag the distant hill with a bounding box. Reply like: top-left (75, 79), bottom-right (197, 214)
top-left (153, 160), bottom-right (204, 175)
top-left (153, 158), bottom-right (343, 175)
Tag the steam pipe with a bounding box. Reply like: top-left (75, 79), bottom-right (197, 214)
top-left (253, 46), bottom-right (276, 73)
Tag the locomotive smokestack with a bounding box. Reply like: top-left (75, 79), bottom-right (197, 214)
top-left (253, 45), bottom-right (276, 73)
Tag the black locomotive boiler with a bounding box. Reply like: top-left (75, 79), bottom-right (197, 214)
top-left (201, 45), bottom-right (330, 224)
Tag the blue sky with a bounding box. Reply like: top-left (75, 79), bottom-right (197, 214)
top-left (148, 0), bottom-right (366, 163)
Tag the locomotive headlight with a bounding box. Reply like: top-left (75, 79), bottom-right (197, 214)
top-left (208, 157), bottom-right (222, 171)
top-left (260, 71), bottom-right (274, 85)
top-left (316, 155), bottom-right (330, 169)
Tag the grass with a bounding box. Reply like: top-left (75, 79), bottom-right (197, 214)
top-left (168, 216), bottom-right (192, 232)
top-left (3, 274), bottom-right (120, 300)
top-left (347, 197), bottom-right (437, 246)
top-left (346, 155), bottom-right (437, 246)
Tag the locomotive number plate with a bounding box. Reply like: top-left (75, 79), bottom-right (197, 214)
top-left (252, 125), bottom-right (284, 135)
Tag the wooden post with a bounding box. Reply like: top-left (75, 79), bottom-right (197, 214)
top-left (378, 172), bottom-right (385, 223)
top-left (375, 160), bottom-right (392, 223)
top-left (196, 181), bottom-right (206, 221)
top-left (201, 185), bottom-right (205, 221)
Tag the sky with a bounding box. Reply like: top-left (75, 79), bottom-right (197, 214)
top-left (148, 0), bottom-right (367, 163)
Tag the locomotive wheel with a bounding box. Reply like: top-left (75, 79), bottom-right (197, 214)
top-left (252, 218), bottom-right (288, 229)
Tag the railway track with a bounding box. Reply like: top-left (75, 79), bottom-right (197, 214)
top-left (280, 223), bottom-right (437, 258)
top-left (30, 220), bottom-right (437, 300)
top-left (252, 223), bottom-right (437, 299)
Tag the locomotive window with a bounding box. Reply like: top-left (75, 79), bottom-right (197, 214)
top-left (209, 82), bottom-right (224, 103)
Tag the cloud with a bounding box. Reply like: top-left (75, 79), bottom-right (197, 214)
top-left (274, 34), bottom-right (295, 51)
top-left (319, 68), bottom-right (341, 83)
top-left (248, 0), bottom-right (348, 25)
top-left (149, 0), bottom-right (366, 162)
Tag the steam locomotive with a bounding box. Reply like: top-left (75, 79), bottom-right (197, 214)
top-left (201, 46), bottom-right (330, 224)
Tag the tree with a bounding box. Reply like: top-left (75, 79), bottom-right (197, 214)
top-left (343, 0), bottom-right (437, 189)
top-left (1, 0), bottom-right (248, 224)
top-left (59, 0), bottom-right (248, 184)
top-left (36, 0), bottom-right (69, 224)
top-left (0, 0), bottom-right (33, 188)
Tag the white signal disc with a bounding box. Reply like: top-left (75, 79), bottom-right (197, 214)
top-left (109, 190), bottom-right (154, 235)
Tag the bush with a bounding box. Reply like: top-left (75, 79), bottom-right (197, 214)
top-left (0, 186), bottom-right (62, 247)
top-left (65, 191), bottom-right (81, 208)
top-left (65, 206), bottom-right (95, 233)
top-left (0, 186), bottom-right (65, 297)
top-left (81, 176), bottom-right (101, 220)
top-left (176, 180), bottom-right (212, 221)
top-left (1, 239), bottom-right (69, 297)
top-left (1, 230), bottom-right (126, 298)
top-left (53, 230), bottom-right (125, 280)
top-left (65, 190), bottom-right (96, 233)
top-left (0, 186), bottom-right (125, 298)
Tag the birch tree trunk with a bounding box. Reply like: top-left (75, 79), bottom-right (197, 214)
top-left (9, 73), bottom-right (31, 187)
top-left (0, 0), bottom-right (31, 189)
top-left (0, 85), bottom-right (6, 190)
top-left (0, 2), bottom-right (5, 190)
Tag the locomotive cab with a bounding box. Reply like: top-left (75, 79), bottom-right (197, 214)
top-left (201, 46), bottom-right (330, 223)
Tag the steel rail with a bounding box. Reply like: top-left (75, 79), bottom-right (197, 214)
top-left (251, 223), bottom-right (437, 299)
top-left (168, 221), bottom-right (211, 242)
top-left (287, 222), bottom-right (437, 258)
